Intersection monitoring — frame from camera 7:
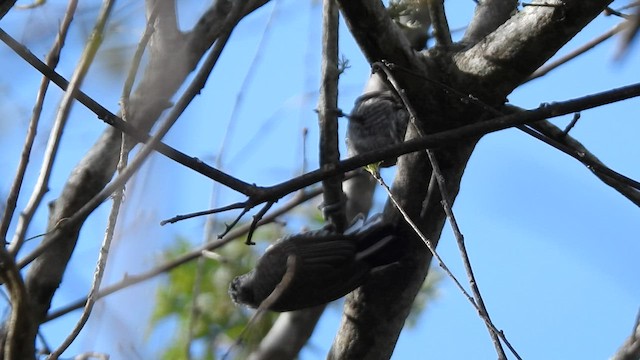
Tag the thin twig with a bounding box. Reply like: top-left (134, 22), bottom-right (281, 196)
top-left (385, 62), bottom-right (640, 200)
top-left (246, 201), bottom-right (275, 245)
top-left (604, 7), bottom-right (630, 19)
top-left (48, 150), bottom-right (124, 359)
top-left (427, 0), bottom-right (452, 46)
top-left (527, 22), bottom-right (626, 82)
top-left (427, 151), bottom-right (508, 360)
top-left (44, 188), bottom-right (323, 323)
top-left (220, 206), bottom-right (252, 240)
top-left (183, 1), bottom-right (277, 353)
top-left (374, 173), bottom-right (521, 359)
top-left (524, 120), bottom-right (640, 205)
top-left (120, 2), bottom-right (159, 113)
top-left (1, 0), bottom-right (78, 252)
top-left (562, 112), bottom-right (581, 135)
top-left (9, 0), bottom-right (97, 253)
top-left (15, 7), bottom-right (243, 270)
top-left (0, 28), bottom-right (258, 197)
top-left (46, 2), bottom-right (118, 358)
top-left (318, 0), bottom-right (347, 231)
top-left (160, 202), bottom-right (247, 226)
top-left (0, 247), bottom-right (32, 360)
top-left (374, 61), bottom-right (516, 359)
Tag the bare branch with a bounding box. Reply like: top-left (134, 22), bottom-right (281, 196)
top-left (44, 188), bottom-right (323, 323)
top-left (426, 152), bottom-right (510, 359)
top-left (160, 202), bottom-right (247, 226)
top-left (162, 80), bottom-right (640, 236)
top-left (528, 21), bottom-right (626, 81)
top-left (426, 0), bottom-right (452, 46)
top-left (0, 29), bottom-right (258, 197)
top-left (281, 81), bottom-right (640, 198)
top-left (337, 0), bottom-right (420, 69)
top-left (455, 0), bottom-right (613, 98)
top-left (611, 309), bottom-right (640, 360)
top-left (247, 306), bottom-right (325, 360)
top-left (525, 120), bottom-right (640, 205)
top-left (374, 62), bottom-right (516, 359)
top-left (245, 202), bottom-right (274, 245)
top-left (1, 0), bottom-right (79, 253)
top-left (318, 0), bottom-right (347, 231)
top-left (462, 0), bottom-right (518, 44)
top-left (0, 248), bottom-right (33, 359)
top-left (9, 0), bottom-right (113, 256)
top-left (48, 135), bottom-right (125, 360)
top-left (0, 0), bottom-right (16, 20)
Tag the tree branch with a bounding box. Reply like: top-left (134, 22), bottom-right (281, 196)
top-left (0, 28), bottom-right (258, 198)
top-left (611, 309), bottom-right (640, 360)
top-left (329, 1), bottom-right (621, 358)
top-left (426, 0), bottom-right (451, 46)
top-left (454, 0), bottom-right (614, 98)
top-left (337, 0), bottom-right (420, 69)
top-left (0, 2), bottom-right (274, 357)
top-left (1, 0), bottom-right (79, 254)
top-left (0, 248), bottom-right (33, 359)
top-left (44, 188), bottom-right (322, 323)
top-left (462, 0), bottom-right (518, 44)
top-left (528, 21), bottom-right (626, 82)
top-left (318, 0), bottom-right (346, 231)
top-left (0, 0), bottom-right (16, 20)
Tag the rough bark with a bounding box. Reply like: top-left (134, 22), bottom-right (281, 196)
top-left (0, 0), bottom-right (272, 356)
top-left (330, 1), bottom-right (612, 358)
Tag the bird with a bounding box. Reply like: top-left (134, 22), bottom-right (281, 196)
top-left (346, 87), bottom-right (409, 168)
top-left (228, 214), bottom-right (403, 312)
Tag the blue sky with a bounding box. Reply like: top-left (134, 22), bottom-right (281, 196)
top-left (0, 1), bottom-right (639, 359)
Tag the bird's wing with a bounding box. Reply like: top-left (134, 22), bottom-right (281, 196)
top-left (287, 236), bottom-right (357, 274)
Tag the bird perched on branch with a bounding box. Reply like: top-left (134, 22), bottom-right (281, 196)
top-left (346, 75), bottom-right (409, 168)
top-left (229, 214), bottom-right (403, 312)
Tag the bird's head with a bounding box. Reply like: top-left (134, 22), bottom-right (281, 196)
top-left (228, 273), bottom-right (257, 308)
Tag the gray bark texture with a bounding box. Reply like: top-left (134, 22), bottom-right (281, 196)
top-left (328, 1), bottom-right (612, 359)
top-left (0, 0), bottom-right (271, 358)
top-left (0, 0), bottom-right (620, 359)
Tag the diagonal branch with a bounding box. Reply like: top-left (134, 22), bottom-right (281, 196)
top-left (2, 3), bottom-right (275, 357)
top-left (528, 21), bottom-right (626, 81)
top-left (454, 0), bottom-right (614, 98)
top-left (0, 28), bottom-right (258, 198)
top-left (44, 188), bottom-right (323, 323)
top-left (337, 0), bottom-right (420, 68)
top-left (1, 0), bottom-right (79, 254)
top-left (463, 0), bottom-right (518, 44)
top-left (155, 81), bottom-right (640, 237)
top-left (611, 309), bottom-right (640, 360)
top-left (331, 1), bottom-right (620, 358)
top-left (0, 0), bottom-right (16, 20)
top-left (392, 59), bottom-right (640, 202)
top-left (377, 61), bottom-right (512, 359)
top-left (521, 122), bottom-right (640, 205)
top-left (0, 247), bottom-right (33, 359)
top-left (317, 0), bottom-right (346, 231)
top-left (426, 0), bottom-right (452, 46)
